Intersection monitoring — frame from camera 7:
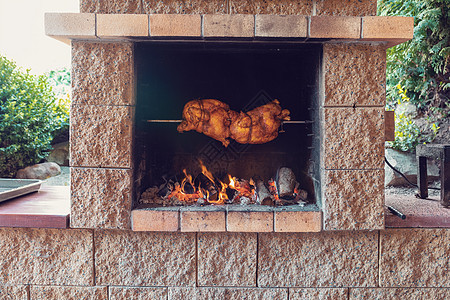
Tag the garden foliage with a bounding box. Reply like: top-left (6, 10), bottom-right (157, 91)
top-left (0, 55), bottom-right (69, 177)
top-left (378, 0), bottom-right (449, 116)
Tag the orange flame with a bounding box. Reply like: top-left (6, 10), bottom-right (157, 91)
top-left (164, 162), bottom-right (256, 205)
top-left (268, 179), bottom-right (279, 201)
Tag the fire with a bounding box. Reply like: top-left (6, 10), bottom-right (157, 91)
top-left (267, 179), bottom-right (279, 201)
top-left (165, 162), bottom-right (256, 205)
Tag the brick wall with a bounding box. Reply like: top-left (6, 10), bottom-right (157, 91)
top-left (0, 228), bottom-right (448, 299)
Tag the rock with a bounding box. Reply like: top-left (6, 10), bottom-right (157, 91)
top-left (16, 162), bottom-right (61, 180)
top-left (395, 102), bottom-right (417, 118)
top-left (47, 141), bottom-right (69, 166)
top-left (385, 148), bottom-right (440, 186)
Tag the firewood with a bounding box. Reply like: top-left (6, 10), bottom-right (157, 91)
top-left (256, 180), bottom-right (272, 205)
top-left (277, 167), bottom-right (296, 198)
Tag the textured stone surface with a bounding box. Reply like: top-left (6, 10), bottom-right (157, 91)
top-left (181, 211), bottom-right (226, 232)
top-left (143, 0), bottom-right (227, 14)
top-left (230, 0), bottom-right (312, 15)
top-left (274, 211), bottom-right (322, 232)
top-left (255, 15), bottom-right (307, 38)
top-left (350, 288), bottom-right (450, 299)
top-left (70, 105), bottom-right (134, 168)
top-left (71, 168), bottom-right (132, 229)
top-left (30, 286), bottom-right (108, 300)
top-left (150, 14), bottom-right (201, 36)
top-left (0, 228), bottom-right (93, 285)
top-left (310, 16), bottom-right (361, 39)
top-left (109, 287), bottom-right (168, 299)
top-left (0, 285), bottom-right (27, 300)
top-left (80, 0), bottom-right (142, 13)
top-left (316, 0), bottom-right (377, 16)
top-left (72, 42), bottom-right (134, 105)
top-left (198, 233), bottom-right (257, 286)
top-left (169, 287), bottom-right (288, 299)
top-left (324, 107), bottom-right (385, 169)
top-left (95, 230), bottom-right (196, 286)
top-left (132, 209), bottom-right (179, 231)
top-left (324, 170), bottom-right (384, 231)
top-left (380, 229), bottom-right (450, 287)
top-left (258, 231), bottom-right (378, 287)
top-left (290, 288), bottom-right (348, 299)
top-left (323, 43), bottom-right (386, 107)
top-left (203, 14), bottom-right (254, 37)
top-left (227, 211), bottom-right (273, 232)
top-left (97, 14), bottom-right (149, 37)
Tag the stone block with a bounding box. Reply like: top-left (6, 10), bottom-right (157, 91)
top-left (70, 105), bottom-right (134, 168)
top-left (290, 288), bottom-right (348, 299)
top-left (80, 0), bottom-right (143, 14)
top-left (198, 233), bottom-right (257, 286)
top-left (324, 170), bottom-right (384, 231)
top-left (109, 287), bottom-right (168, 299)
top-left (310, 16), bottom-right (361, 39)
top-left (323, 43), bottom-right (386, 107)
top-left (316, 0), bottom-right (377, 16)
top-left (143, 0), bottom-right (227, 14)
top-left (380, 229), bottom-right (450, 287)
top-left (181, 211), bottom-right (225, 232)
top-left (72, 41), bottom-right (134, 105)
top-left (30, 286), bottom-right (108, 299)
top-left (150, 14), bottom-right (201, 37)
top-left (385, 110), bottom-right (395, 141)
top-left (274, 211), bottom-right (322, 232)
top-left (323, 107), bottom-right (385, 169)
top-left (350, 288), bottom-right (450, 299)
top-left (0, 228), bottom-right (93, 285)
top-left (132, 209), bottom-right (179, 231)
top-left (229, 0), bottom-right (313, 15)
top-left (95, 230), bottom-right (195, 286)
top-left (0, 285), bottom-right (28, 300)
top-left (45, 13), bottom-right (95, 41)
top-left (227, 211), bottom-right (273, 232)
top-left (97, 14), bottom-right (149, 37)
top-left (362, 16), bottom-right (414, 41)
top-left (71, 168), bottom-right (132, 229)
top-left (203, 14), bottom-right (254, 38)
top-left (169, 287), bottom-right (288, 299)
top-left (255, 15), bottom-right (307, 38)
top-left (258, 231), bottom-right (378, 287)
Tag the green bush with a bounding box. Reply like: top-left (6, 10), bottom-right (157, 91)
top-left (387, 86), bottom-right (439, 152)
top-left (378, 0), bottom-right (449, 117)
top-left (0, 55), bottom-right (70, 177)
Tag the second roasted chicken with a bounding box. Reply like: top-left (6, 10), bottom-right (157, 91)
top-left (177, 99), bottom-right (290, 146)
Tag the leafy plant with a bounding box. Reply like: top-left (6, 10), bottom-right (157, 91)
top-left (0, 55), bottom-right (70, 177)
top-left (378, 0), bottom-right (450, 117)
top-left (387, 86), bottom-right (439, 152)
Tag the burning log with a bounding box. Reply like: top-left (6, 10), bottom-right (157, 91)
top-left (276, 167), bottom-right (297, 199)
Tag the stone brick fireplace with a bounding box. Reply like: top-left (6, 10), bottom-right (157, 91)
top-left (0, 1), bottom-right (437, 298)
top-left (45, 4), bottom-right (415, 232)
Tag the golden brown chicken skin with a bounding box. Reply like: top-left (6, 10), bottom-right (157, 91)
top-left (229, 100), bottom-right (290, 144)
top-left (177, 99), bottom-right (232, 147)
top-left (178, 99), bottom-right (290, 146)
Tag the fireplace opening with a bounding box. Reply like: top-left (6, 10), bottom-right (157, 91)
top-left (134, 42), bottom-right (322, 208)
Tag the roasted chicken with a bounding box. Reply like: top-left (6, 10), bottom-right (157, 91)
top-left (229, 100), bottom-right (290, 144)
top-left (177, 99), bottom-right (290, 146)
top-left (177, 99), bottom-right (232, 147)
